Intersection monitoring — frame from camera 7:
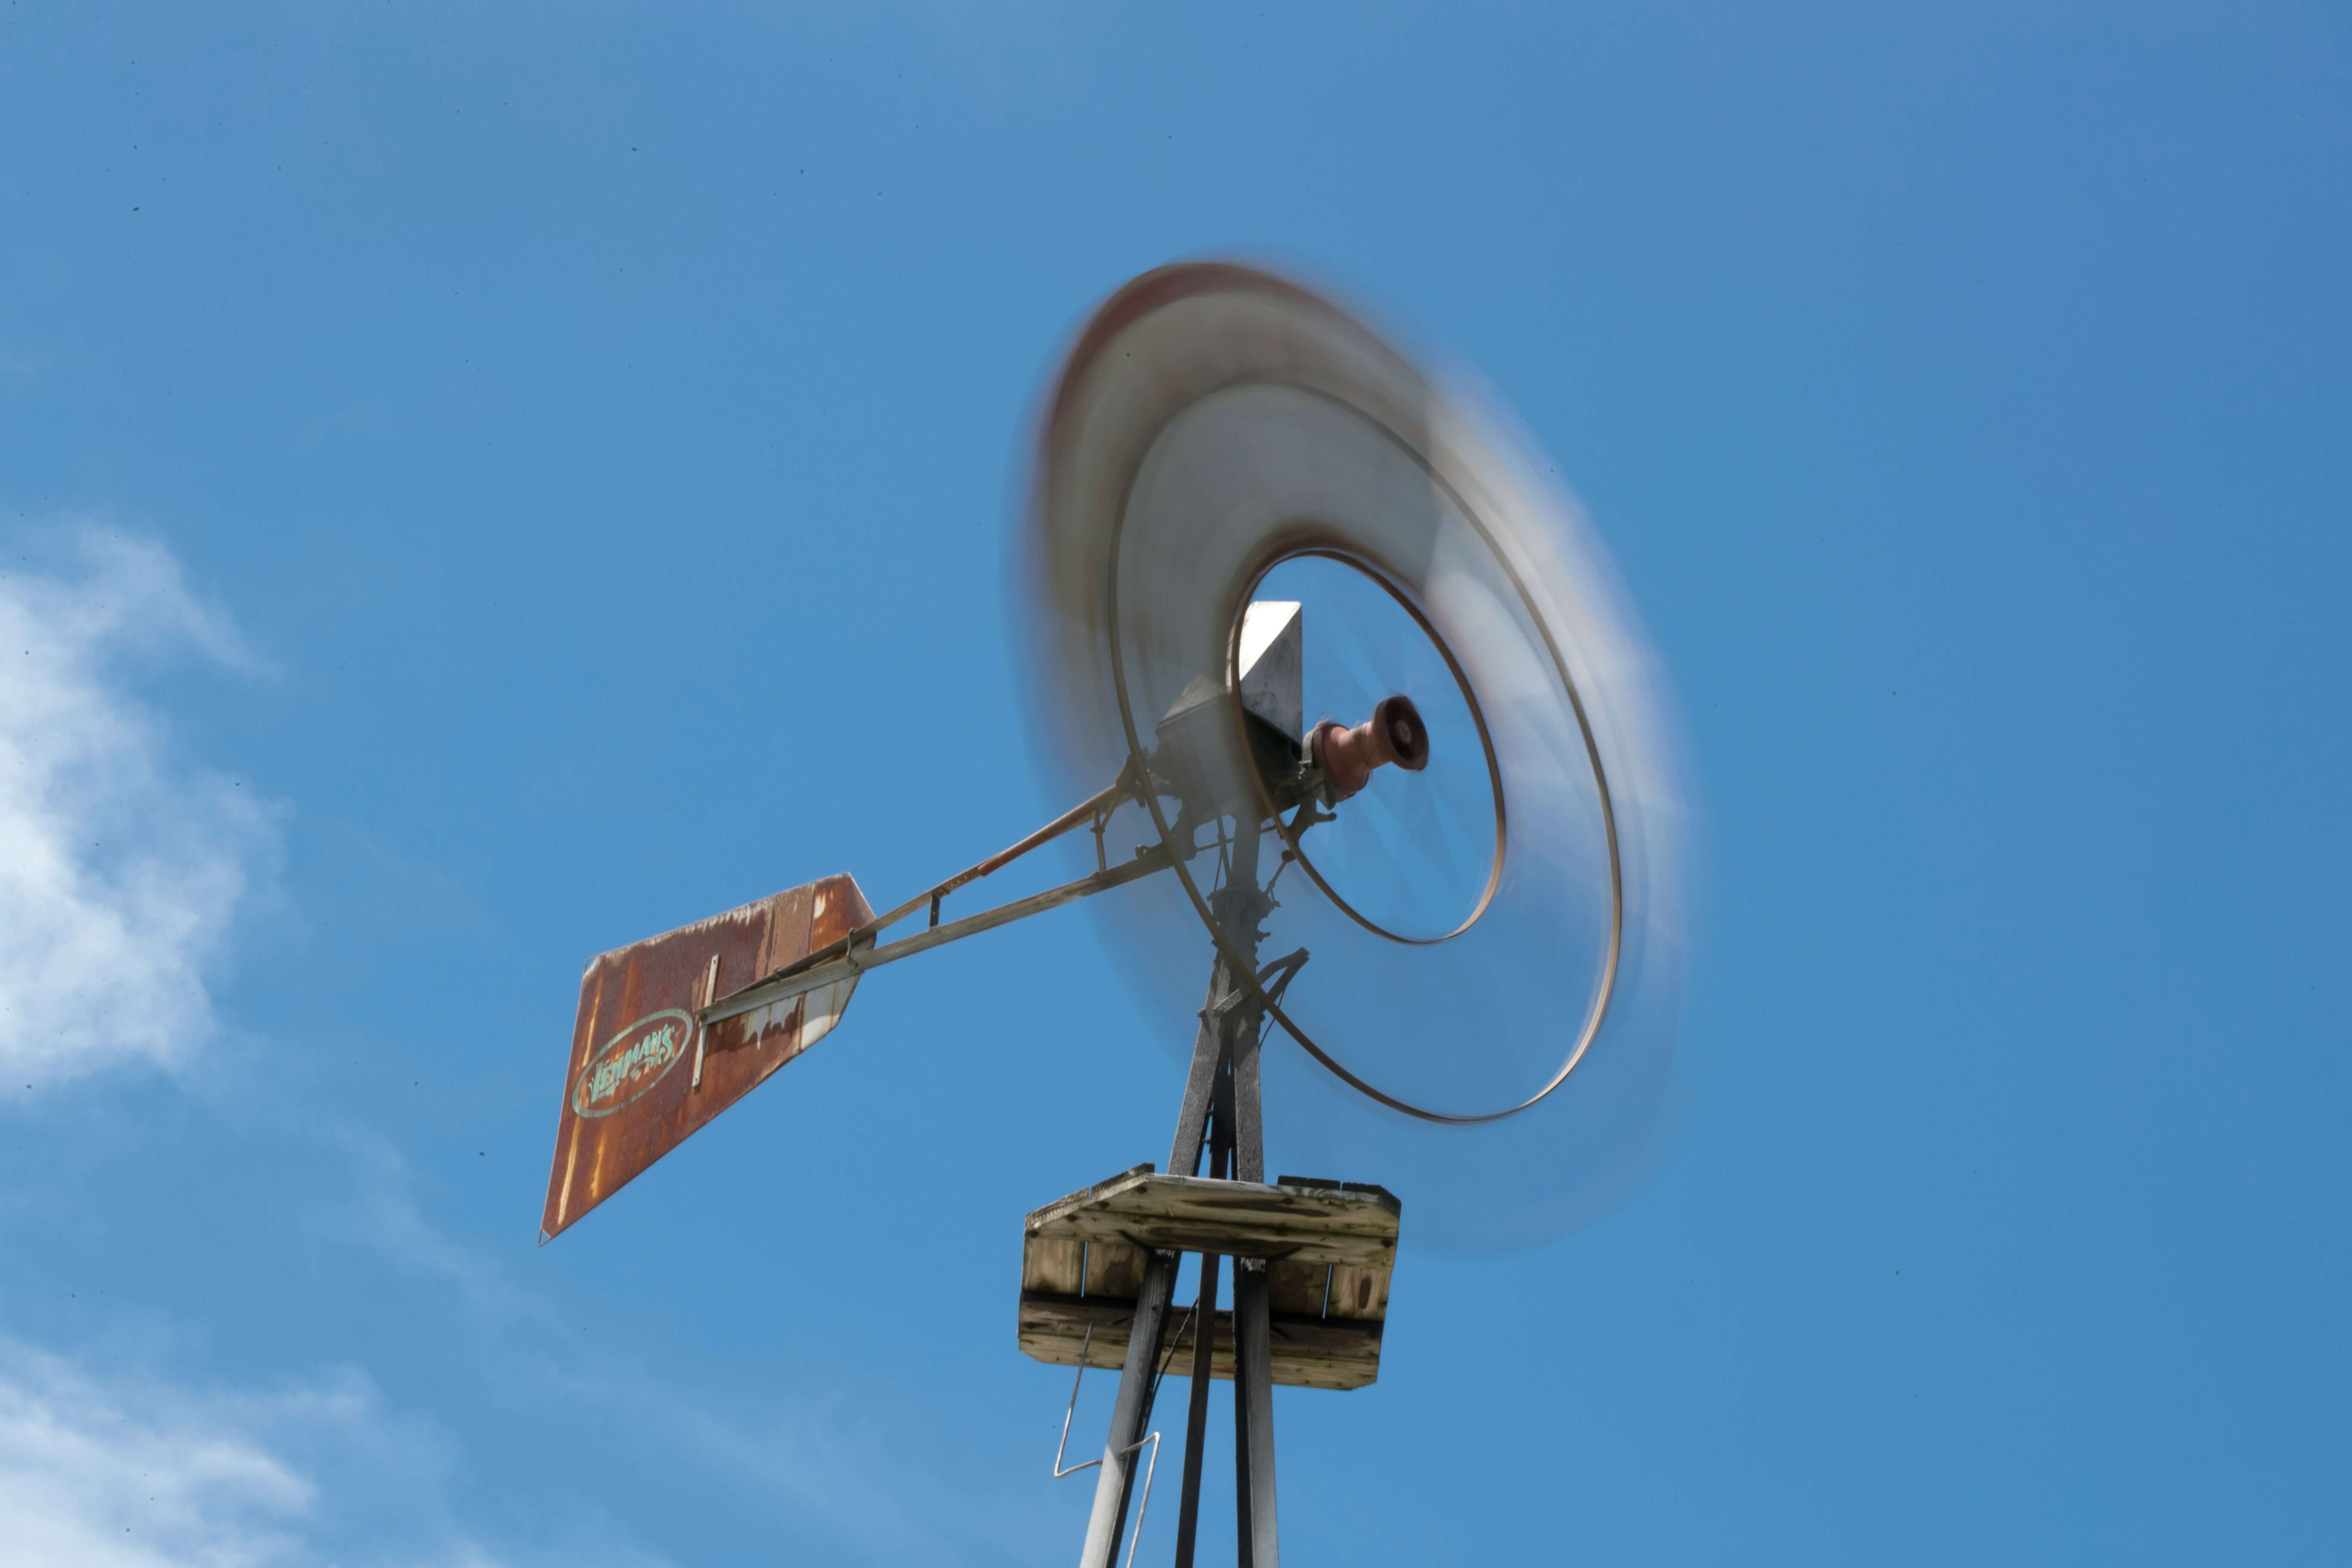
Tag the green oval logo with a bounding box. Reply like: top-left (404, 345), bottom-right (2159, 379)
top-left (572, 1009), bottom-right (693, 1118)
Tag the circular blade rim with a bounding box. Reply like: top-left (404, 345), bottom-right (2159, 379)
top-left (1043, 264), bottom-right (1628, 1123)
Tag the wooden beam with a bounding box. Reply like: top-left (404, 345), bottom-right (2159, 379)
top-left (1084, 1240), bottom-right (1147, 1301)
top-left (1267, 1260), bottom-right (1329, 1317)
top-left (1017, 1292), bottom-right (1384, 1393)
top-left (1021, 1236), bottom-right (1084, 1295)
top-left (1025, 1172), bottom-right (1400, 1270)
top-left (1325, 1263), bottom-right (1392, 1321)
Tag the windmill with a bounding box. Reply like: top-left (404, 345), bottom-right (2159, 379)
top-left (541, 264), bottom-right (1687, 1567)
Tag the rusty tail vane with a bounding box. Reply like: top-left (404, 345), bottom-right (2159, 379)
top-left (541, 774), bottom-right (1164, 1241)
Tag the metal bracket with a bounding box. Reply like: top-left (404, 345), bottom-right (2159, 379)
top-left (1207, 948), bottom-right (1309, 1025)
top-left (689, 953), bottom-right (721, 1090)
top-left (1256, 948), bottom-right (1309, 1010)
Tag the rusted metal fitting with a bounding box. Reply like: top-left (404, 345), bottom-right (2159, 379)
top-left (1309, 694), bottom-right (1430, 802)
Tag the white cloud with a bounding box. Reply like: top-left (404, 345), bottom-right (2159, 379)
top-left (0, 1334), bottom-right (500, 1568)
top-left (0, 529), bottom-right (277, 1093)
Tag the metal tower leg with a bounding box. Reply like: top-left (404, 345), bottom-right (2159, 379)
top-left (1173, 1054), bottom-right (1235, 1568)
top-left (1170, 1246), bottom-right (1222, 1568)
top-left (1228, 1011), bottom-right (1279, 1568)
top-left (1231, 1262), bottom-right (1279, 1566)
top-left (1077, 1246), bottom-right (1176, 1568)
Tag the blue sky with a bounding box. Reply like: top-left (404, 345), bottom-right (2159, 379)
top-left (0, 3), bottom-right (2346, 1563)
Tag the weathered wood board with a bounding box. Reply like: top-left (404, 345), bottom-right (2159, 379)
top-left (1016, 1168), bottom-right (1400, 1391)
top-left (1023, 1168), bottom-right (1401, 1268)
top-left (1267, 1259), bottom-right (1330, 1317)
top-left (1017, 1292), bottom-right (1384, 1393)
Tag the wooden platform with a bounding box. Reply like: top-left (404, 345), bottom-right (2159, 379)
top-left (1017, 1166), bottom-right (1400, 1392)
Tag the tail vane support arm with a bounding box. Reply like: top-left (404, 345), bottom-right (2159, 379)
top-left (698, 772), bottom-right (1171, 1030)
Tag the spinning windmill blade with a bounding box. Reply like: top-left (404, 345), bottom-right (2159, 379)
top-left (541, 260), bottom-right (1689, 1568)
top-left (1024, 263), bottom-right (1692, 1249)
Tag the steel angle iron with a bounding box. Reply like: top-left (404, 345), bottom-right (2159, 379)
top-left (540, 263), bottom-right (1684, 1568)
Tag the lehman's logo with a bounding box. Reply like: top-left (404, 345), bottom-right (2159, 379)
top-left (572, 1009), bottom-right (694, 1118)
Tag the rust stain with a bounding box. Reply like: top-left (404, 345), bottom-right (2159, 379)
top-left (539, 873), bottom-right (873, 1242)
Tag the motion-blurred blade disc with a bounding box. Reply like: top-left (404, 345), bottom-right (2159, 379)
top-left (1021, 263), bottom-right (1692, 1246)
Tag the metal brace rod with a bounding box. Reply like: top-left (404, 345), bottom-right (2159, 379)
top-left (871, 776), bottom-right (1135, 935)
top-left (1053, 1324), bottom-right (1103, 1479)
top-left (1053, 1322), bottom-right (1182, 1568)
top-left (697, 774), bottom-right (1171, 1029)
top-left (699, 842), bottom-right (1173, 1029)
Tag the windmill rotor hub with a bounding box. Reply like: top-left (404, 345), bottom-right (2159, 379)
top-left (1309, 692), bottom-right (1430, 803)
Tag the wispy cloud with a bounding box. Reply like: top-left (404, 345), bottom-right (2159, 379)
top-left (0, 528), bottom-right (278, 1094)
top-left (0, 1333), bottom-right (503, 1568)
top-left (320, 1133), bottom-right (1061, 1565)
